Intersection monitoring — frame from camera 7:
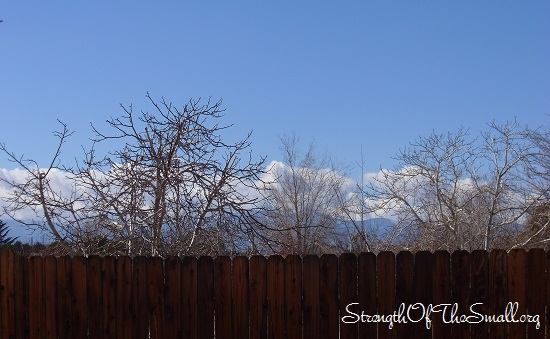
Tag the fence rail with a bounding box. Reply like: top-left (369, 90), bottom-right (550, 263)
top-left (0, 249), bottom-right (548, 338)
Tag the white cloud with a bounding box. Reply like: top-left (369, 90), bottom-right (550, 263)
top-left (0, 167), bottom-right (79, 221)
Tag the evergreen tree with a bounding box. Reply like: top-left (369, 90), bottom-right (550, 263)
top-left (0, 220), bottom-right (18, 246)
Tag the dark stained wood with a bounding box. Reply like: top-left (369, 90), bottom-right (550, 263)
top-left (182, 256), bottom-right (198, 339)
top-left (470, 250), bottom-right (488, 339)
top-left (148, 256), bottom-right (165, 339)
top-left (339, 253), bottom-right (358, 339)
top-left (358, 252), bottom-right (377, 339)
top-left (3, 249), bottom-right (550, 338)
top-left (413, 251), bottom-right (432, 339)
top-left (102, 256), bottom-right (117, 339)
top-left (14, 255), bottom-right (29, 339)
top-left (267, 255), bottom-right (285, 339)
top-left (319, 254), bottom-right (338, 339)
top-left (28, 256), bottom-right (44, 339)
top-left (72, 256), bottom-right (88, 339)
top-left (197, 256), bottom-right (215, 339)
top-left (432, 251), bottom-right (451, 339)
top-left (56, 256), bottom-right (72, 339)
top-left (489, 250), bottom-right (507, 338)
top-left (43, 256), bottom-right (57, 339)
top-left (377, 251), bottom-right (395, 339)
top-left (302, 255), bottom-right (320, 339)
top-left (285, 255), bottom-right (302, 339)
top-left (164, 256), bottom-right (182, 338)
top-left (526, 249), bottom-right (545, 339)
top-left (547, 252), bottom-right (550, 339)
top-left (215, 256), bottom-right (232, 339)
top-left (451, 250), bottom-right (470, 339)
top-left (249, 255), bottom-right (267, 339)
top-left (116, 256), bottom-right (133, 339)
top-left (87, 255), bottom-right (103, 338)
top-left (233, 256), bottom-right (250, 339)
top-left (0, 249), bottom-right (16, 339)
top-left (133, 256), bottom-right (149, 339)
top-left (507, 249), bottom-right (526, 339)
top-left (395, 251), bottom-right (413, 339)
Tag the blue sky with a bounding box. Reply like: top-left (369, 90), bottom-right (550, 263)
top-left (1, 1), bottom-right (549, 180)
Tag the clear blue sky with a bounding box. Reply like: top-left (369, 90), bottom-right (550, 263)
top-left (1, 1), bottom-right (549, 179)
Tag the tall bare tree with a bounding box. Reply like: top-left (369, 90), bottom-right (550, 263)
top-left (259, 134), bottom-right (349, 255)
top-left (1, 94), bottom-right (268, 256)
top-left (0, 121), bottom-right (85, 254)
top-left (361, 121), bottom-right (545, 251)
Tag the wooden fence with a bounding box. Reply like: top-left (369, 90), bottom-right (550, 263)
top-left (0, 249), bottom-right (548, 339)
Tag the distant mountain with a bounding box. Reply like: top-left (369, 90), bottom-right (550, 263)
top-left (337, 217), bottom-right (395, 236)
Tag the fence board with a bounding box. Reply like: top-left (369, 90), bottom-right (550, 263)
top-left (14, 255), bottom-right (29, 339)
top-left (72, 256), bottom-right (88, 339)
top-left (43, 256), bottom-right (57, 339)
top-left (0, 250), bottom-right (15, 339)
top-left (116, 256), bottom-right (133, 339)
top-left (339, 253), bottom-right (358, 339)
top-left (526, 249), bottom-right (545, 339)
top-left (233, 256), bottom-right (250, 339)
top-left (319, 254), bottom-right (338, 339)
top-left (102, 256), bottom-right (117, 339)
top-left (182, 256), bottom-right (198, 339)
top-left (88, 255), bottom-right (103, 338)
top-left (507, 249), bottom-right (526, 339)
top-left (250, 255), bottom-right (267, 339)
top-left (28, 256), bottom-right (44, 339)
top-left (432, 251), bottom-right (451, 338)
top-left (215, 256), bottom-right (232, 339)
top-left (547, 252), bottom-right (550, 339)
top-left (489, 250), bottom-right (508, 338)
top-left (285, 255), bottom-right (302, 339)
top-left (414, 251), bottom-right (432, 339)
top-left (377, 251), bottom-right (395, 339)
top-left (197, 256), bottom-right (214, 339)
top-left (303, 255), bottom-right (320, 339)
top-left (358, 252), bottom-right (377, 339)
top-left (133, 256), bottom-right (149, 339)
top-left (267, 255), bottom-right (285, 339)
top-left (56, 256), bottom-right (72, 338)
top-left (164, 256), bottom-right (182, 338)
top-left (395, 251), bottom-right (413, 339)
top-left (451, 250), bottom-right (471, 339)
top-left (470, 250), bottom-right (488, 339)
top-left (148, 256), bottom-right (165, 339)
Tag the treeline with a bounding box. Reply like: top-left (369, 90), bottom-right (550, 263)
top-left (1, 94), bottom-right (548, 257)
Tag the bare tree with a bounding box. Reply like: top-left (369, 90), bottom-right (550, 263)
top-left (512, 122), bottom-right (550, 249)
top-left (259, 133), bottom-right (349, 255)
top-left (73, 93), bottom-right (268, 256)
top-left (339, 146), bottom-right (407, 253)
top-left (1, 94), bottom-right (268, 256)
top-left (361, 121), bottom-right (545, 251)
top-left (0, 121), bottom-right (87, 255)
